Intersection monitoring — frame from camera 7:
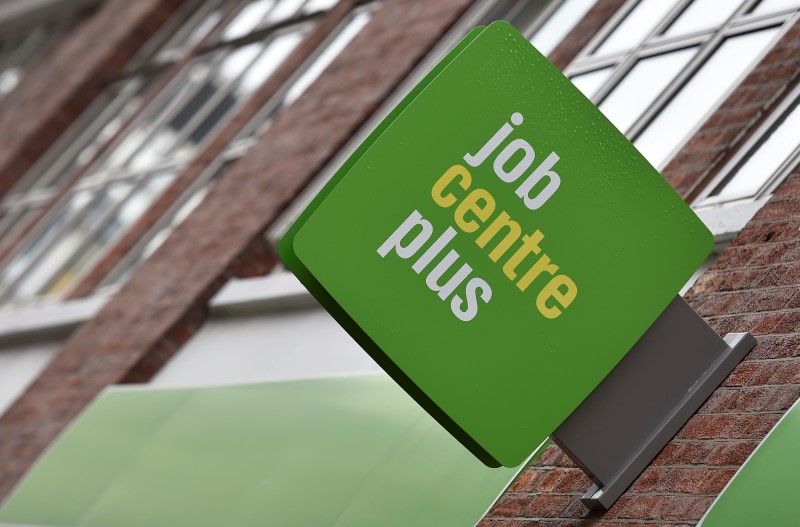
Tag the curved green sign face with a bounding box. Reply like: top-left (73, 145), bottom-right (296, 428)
top-left (280, 22), bottom-right (712, 467)
top-left (699, 400), bottom-right (800, 527)
top-left (0, 376), bottom-right (532, 527)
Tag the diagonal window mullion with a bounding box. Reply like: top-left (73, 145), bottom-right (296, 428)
top-left (164, 24), bottom-right (309, 160)
top-left (569, 0), bottom-right (694, 106)
top-left (622, 36), bottom-right (724, 141)
top-left (99, 52), bottom-right (231, 171)
top-left (0, 189), bottom-right (104, 301)
top-left (36, 170), bottom-right (178, 298)
top-left (154, 40), bottom-right (275, 163)
top-left (5, 166), bottom-right (176, 302)
top-left (24, 180), bottom-right (150, 300)
top-left (621, 2), bottom-right (769, 142)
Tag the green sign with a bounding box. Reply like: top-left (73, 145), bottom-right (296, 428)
top-left (698, 399), bottom-right (800, 526)
top-left (280, 22), bottom-right (713, 467)
top-left (0, 376), bottom-right (534, 527)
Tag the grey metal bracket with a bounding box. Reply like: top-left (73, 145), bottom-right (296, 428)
top-left (550, 295), bottom-right (756, 511)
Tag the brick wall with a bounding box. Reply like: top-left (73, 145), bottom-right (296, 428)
top-left (668, 20), bottom-right (800, 200)
top-left (479, 16), bottom-right (800, 527)
top-left (0, 0), bottom-right (472, 503)
top-left (65, 0), bottom-right (360, 297)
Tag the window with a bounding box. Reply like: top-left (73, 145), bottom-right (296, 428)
top-left (564, 0), bottom-right (798, 169)
top-left (95, 5), bottom-right (378, 292)
top-left (488, 0), bottom-right (598, 56)
top-left (0, 0), bottom-right (353, 309)
top-left (695, 84), bottom-right (800, 207)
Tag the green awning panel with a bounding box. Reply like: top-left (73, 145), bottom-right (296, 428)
top-left (699, 398), bottom-right (800, 526)
top-left (0, 375), bottom-right (535, 527)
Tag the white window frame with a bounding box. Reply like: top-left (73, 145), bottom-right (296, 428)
top-left (692, 82), bottom-right (800, 236)
top-left (563, 0), bottom-right (799, 169)
top-left (0, 0), bottom-right (349, 310)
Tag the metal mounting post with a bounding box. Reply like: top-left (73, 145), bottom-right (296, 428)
top-left (551, 295), bottom-right (756, 510)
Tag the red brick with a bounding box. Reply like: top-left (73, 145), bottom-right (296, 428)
top-left (742, 287), bottom-right (795, 312)
top-left (536, 468), bottom-right (593, 493)
top-left (524, 495), bottom-right (576, 518)
top-left (610, 495), bottom-right (670, 520)
top-left (492, 494), bottom-right (532, 517)
top-left (509, 468), bottom-right (546, 493)
top-left (660, 496), bottom-right (716, 522)
top-left (538, 445), bottom-right (576, 467)
top-left (699, 385), bottom-right (800, 414)
top-left (677, 413), bottom-right (781, 440)
top-left (750, 334), bottom-right (800, 359)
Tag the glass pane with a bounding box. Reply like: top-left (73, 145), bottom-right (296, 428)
top-left (303, 0), bottom-right (339, 13)
top-left (103, 68), bottom-right (205, 170)
top-left (712, 101), bottom-right (800, 199)
top-left (164, 3), bottom-right (224, 51)
top-left (183, 9), bottom-right (223, 48)
top-left (129, 44), bottom-right (263, 171)
top-left (113, 173), bottom-right (174, 231)
top-left (598, 47), bottom-right (697, 134)
top-left (223, 0), bottom-right (276, 40)
top-left (569, 67), bottom-right (613, 99)
top-left (0, 68), bottom-right (21, 96)
top-left (13, 183), bottom-right (135, 300)
top-left (264, 0), bottom-right (305, 24)
top-left (240, 30), bottom-right (305, 94)
top-left (0, 192), bottom-right (90, 288)
top-left (751, 0), bottom-right (800, 15)
top-left (74, 86), bottom-right (146, 169)
top-left (595, 0), bottom-right (682, 56)
top-left (103, 166), bottom-right (222, 290)
top-left (177, 92), bottom-right (237, 155)
top-left (284, 12), bottom-right (370, 105)
top-left (634, 27), bottom-right (779, 168)
top-left (664, 0), bottom-right (744, 37)
top-left (170, 31), bottom-right (304, 159)
top-left (43, 172), bottom-right (175, 296)
top-left (530, 0), bottom-right (596, 56)
top-left (218, 42), bottom-right (265, 83)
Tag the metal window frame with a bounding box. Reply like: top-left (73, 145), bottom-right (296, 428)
top-left (694, 81), bottom-right (800, 207)
top-left (34, 171), bottom-right (180, 298)
top-left (0, 0), bottom-right (236, 307)
top-left (81, 3), bottom-right (329, 177)
top-left (0, 0), bottom-right (348, 309)
top-left (626, 22), bottom-right (787, 166)
top-left (562, 0), bottom-right (797, 170)
top-left (96, 1), bottom-right (382, 295)
top-left (237, 1), bottom-right (379, 139)
top-left (96, 151), bottom-right (244, 293)
top-left (500, 0), bottom-right (566, 37)
top-left (0, 170), bottom-right (174, 304)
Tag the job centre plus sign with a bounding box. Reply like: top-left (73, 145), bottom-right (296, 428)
top-left (280, 22), bottom-right (712, 468)
top-left (378, 112), bottom-right (577, 321)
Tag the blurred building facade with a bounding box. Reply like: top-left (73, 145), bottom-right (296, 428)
top-left (0, 0), bottom-right (799, 524)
